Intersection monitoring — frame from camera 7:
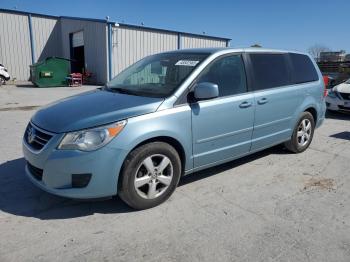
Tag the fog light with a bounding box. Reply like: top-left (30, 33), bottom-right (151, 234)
top-left (72, 173), bottom-right (92, 188)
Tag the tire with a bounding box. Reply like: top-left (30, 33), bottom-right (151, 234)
top-left (118, 142), bottom-right (181, 210)
top-left (284, 112), bottom-right (315, 153)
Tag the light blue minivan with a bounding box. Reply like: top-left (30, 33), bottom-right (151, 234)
top-left (23, 48), bottom-right (326, 209)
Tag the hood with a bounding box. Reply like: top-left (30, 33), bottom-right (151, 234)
top-left (31, 89), bottom-right (164, 133)
top-left (333, 82), bottom-right (350, 93)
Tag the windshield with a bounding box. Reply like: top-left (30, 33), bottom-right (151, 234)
top-left (346, 78), bottom-right (350, 84)
top-left (106, 53), bottom-right (209, 98)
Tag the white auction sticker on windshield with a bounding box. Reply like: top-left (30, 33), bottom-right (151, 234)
top-left (175, 60), bottom-right (199, 66)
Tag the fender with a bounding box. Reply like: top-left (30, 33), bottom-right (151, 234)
top-left (290, 94), bottom-right (319, 131)
top-left (109, 106), bottom-right (193, 172)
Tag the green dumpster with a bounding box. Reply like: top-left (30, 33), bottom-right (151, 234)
top-left (30, 57), bottom-right (70, 87)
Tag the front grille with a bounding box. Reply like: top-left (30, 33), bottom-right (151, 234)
top-left (27, 161), bottom-right (43, 181)
top-left (339, 92), bottom-right (350, 100)
top-left (24, 123), bottom-right (53, 151)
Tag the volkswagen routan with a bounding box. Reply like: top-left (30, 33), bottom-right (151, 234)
top-left (23, 48), bottom-right (326, 209)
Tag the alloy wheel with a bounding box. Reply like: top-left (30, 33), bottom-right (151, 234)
top-left (134, 154), bottom-right (173, 199)
top-left (297, 119), bottom-right (312, 147)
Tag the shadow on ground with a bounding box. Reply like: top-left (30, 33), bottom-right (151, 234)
top-left (179, 145), bottom-right (288, 186)
top-left (325, 110), bottom-right (350, 120)
top-left (0, 146), bottom-right (288, 220)
top-left (330, 131), bottom-right (350, 141)
top-left (15, 84), bottom-right (35, 88)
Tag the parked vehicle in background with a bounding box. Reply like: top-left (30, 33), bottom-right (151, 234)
top-left (22, 48), bottom-right (326, 209)
top-left (322, 74), bottom-right (335, 89)
top-left (326, 78), bottom-right (350, 113)
top-left (322, 72), bottom-right (350, 87)
top-left (0, 63), bottom-right (11, 85)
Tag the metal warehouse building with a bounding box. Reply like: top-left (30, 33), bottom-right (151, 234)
top-left (0, 9), bottom-right (230, 84)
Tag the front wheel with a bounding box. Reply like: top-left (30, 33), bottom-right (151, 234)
top-left (284, 112), bottom-right (315, 153)
top-left (118, 142), bottom-right (181, 210)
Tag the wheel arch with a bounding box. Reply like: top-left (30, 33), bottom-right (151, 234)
top-left (117, 135), bottom-right (187, 191)
top-left (304, 106), bottom-right (317, 123)
top-left (131, 136), bottom-right (186, 172)
top-left (295, 94), bottom-right (320, 127)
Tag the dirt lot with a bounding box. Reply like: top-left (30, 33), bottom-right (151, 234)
top-left (0, 85), bottom-right (350, 262)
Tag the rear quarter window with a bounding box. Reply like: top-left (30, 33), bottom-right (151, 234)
top-left (249, 53), bottom-right (290, 90)
top-left (289, 53), bottom-right (319, 84)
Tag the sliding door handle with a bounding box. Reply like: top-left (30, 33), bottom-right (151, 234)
top-left (257, 98), bottom-right (268, 105)
top-left (239, 101), bottom-right (252, 108)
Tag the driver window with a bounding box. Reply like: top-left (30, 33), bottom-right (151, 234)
top-left (124, 62), bottom-right (167, 85)
top-left (198, 55), bottom-right (247, 97)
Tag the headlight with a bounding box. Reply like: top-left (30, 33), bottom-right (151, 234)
top-left (58, 120), bottom-right (127, 151)
top-left (327, 90), bottom-right (337, 98)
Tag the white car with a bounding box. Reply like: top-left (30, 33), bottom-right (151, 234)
top-left (326, 78), bottom-right (350, 113)
top-left (0, 63), bottom-right (11, 85)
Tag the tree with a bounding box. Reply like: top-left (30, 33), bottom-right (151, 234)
top-left (251, 44), bottom-right (262, 48)
top-left (308, 44), bottom-right (331, 62)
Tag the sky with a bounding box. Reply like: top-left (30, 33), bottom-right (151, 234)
top-left (1, 0), bottom-right (349, 53)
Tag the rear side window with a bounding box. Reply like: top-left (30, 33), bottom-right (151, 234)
top-left (289, 53), bottom-right (319, 84)
top-left (249, 53), bottom-right (290, 90)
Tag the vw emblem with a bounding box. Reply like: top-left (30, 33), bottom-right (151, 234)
top-left (27, 126), bottom-right (35, 144)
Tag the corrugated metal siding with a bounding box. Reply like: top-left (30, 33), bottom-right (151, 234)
top-left (112, 27), bottom-right (178, 76)
top-left (0, 12), bottom-right (32, 80)
top-left (0, 10), bottom-right (230, 82)
top-left (181, 34), bottom-right (227, 49)
top-left (32, 16), bottom-right (61, 61)
top-left (60, 18), bottom-right (108, 84)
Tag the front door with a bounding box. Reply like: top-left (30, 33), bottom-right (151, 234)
top-left (191, 54), bottom-right (255, 168)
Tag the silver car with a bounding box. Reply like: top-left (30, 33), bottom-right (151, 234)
top-left (326, 78), bottom-right (350, 113)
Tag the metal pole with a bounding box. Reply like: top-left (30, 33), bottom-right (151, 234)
top-left (28, 14), bottom-right (36, 64)
top-left (107, 23), bottom-right (113, 81)
top-left (177, 33), bottom-right (181, 49)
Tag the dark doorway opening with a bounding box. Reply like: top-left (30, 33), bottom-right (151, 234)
top-left (71, 46), bottom-right (85, 73)
top-left (69, 32), bottom-right (85, 73)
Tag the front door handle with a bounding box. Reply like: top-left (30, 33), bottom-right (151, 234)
top-left (257, 98), bottom-right (268, 105)
top-left (239, 101), bottom-right (252, 108)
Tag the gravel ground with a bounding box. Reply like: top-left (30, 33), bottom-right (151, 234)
top-left (0, 85), bottom-right (350, 262)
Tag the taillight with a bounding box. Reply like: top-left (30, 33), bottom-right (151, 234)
top-left (323, 75), bottom-right (329, 87)
top-left (323, 88), bottom-right (328, 97)
top-left (323, 76), bottom-right (329, 97)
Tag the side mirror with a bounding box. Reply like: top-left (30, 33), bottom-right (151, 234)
top-left (194, 82), bottom-right (219, 100)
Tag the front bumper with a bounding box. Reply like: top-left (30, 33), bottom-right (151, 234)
top-left (326, 96), bottom-right (350, 112)
top-left (22, 128), bottom-right (128, 199)
top-left (1, 73), bottom-right (10, 81)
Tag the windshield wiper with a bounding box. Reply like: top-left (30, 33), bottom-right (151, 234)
top-left (105, 86), bottom-right (142, 96)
